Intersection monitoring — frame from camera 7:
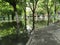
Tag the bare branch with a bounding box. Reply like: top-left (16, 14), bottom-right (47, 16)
top-left (28, 2), bottom-right (33, 11)
top-left (34, 0), bottom-right (39, 10)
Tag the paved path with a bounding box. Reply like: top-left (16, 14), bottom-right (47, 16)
top-left (26, 23), bottom-right (60, 45)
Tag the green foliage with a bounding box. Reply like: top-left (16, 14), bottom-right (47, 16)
top-left (0, 22), bottom-right (24, 37)
top-left (2, 0), bottom-right (17, 5)
top-left (0, 0), bottom-right (60, 40)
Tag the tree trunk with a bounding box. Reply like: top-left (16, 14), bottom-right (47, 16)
top-left (3, 17), bottom-right (5, 20)
top-left (54, 2), bottom-right (56, 21)
top-left (32, 0), bottom-right (35, 31)
top-left (15, 11), bottom-right (19, 31)
top-left (13, 4), bottom-right (20, 41)
top-left (24, 0), bottom-right (27, 30)
top-left (2, 15), bottom-right (5, 20)
top-left (47, 10), bottom-right (50, 25)
top-left (8, 15), bottom-right (10, 21)
top-left (47, 1), bottom-right (50, 25)
top-left (12, 13), bottom-right (15, 20)
top-left (24, 9), bottom-right (27, 30)
top-left (32, 10), bottom-right (35, 30)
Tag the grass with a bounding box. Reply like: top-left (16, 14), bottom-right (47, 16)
top-left (35, 20), bottom-right (47, 29)
top-left (0, 21), bottom-right (29, 45)
top-left (0, 20), bottom-right (48, 45)
top-left (0, 21), bottom-right (26, 37)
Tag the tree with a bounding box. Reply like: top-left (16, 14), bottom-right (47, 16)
top-left (43, 0), bottom-right (52, 25)
top-left (18, 0), bottom-right (27, 31)
top-left (51, 0), bottom-right (59, 22)
top-left (54, 0), bottom-right (60, 21)
top-left (0, 0), bottom-right (14, 21)
top-left (27, 0), bottom-right (39, 31)
top-left (2, 0), bottom-right (20, 38)
top-left (24, 0), bottom-right (27, 30)
top-left (23, 0), bottom-right (27, 30)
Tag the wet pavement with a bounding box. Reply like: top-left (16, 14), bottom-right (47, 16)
top-left (26, 23), bottom-right (60, 45)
